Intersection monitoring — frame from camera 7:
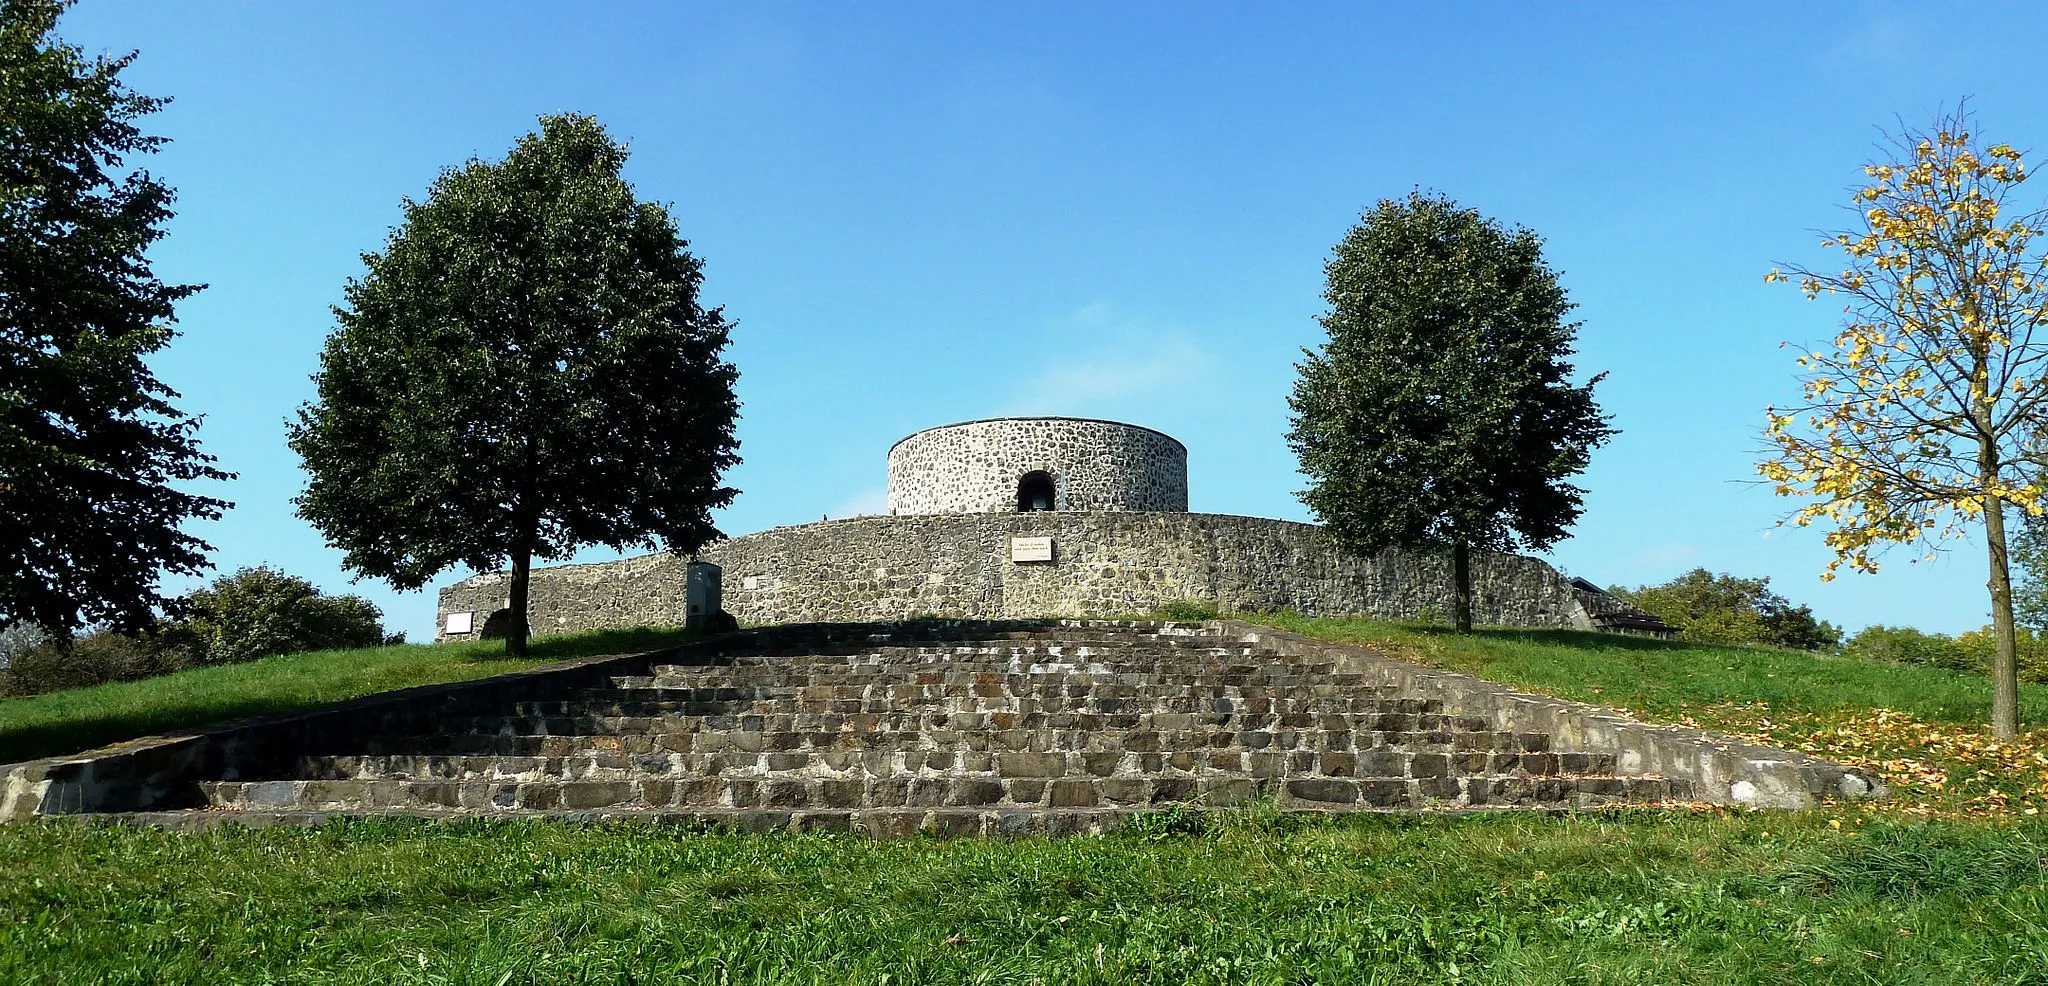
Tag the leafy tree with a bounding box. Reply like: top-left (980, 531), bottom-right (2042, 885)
top-left (0, 0), bottom-right (231, 638)
top-left (2009, 511), bottom-right (2048, 632)
top-left (1287, 190), bottom-right (1614, 632)
top-left (1610, 568), bottom-right (1842, 651)
top-left (1842, 623), bottom-right (2048, 684)
top-left (0, 627), bottom-right (181, 697)
top-left (289, 114), bottom-right (740, 657)
top-left (1760, 104), bottom-right (2048, 737)
top-left (1841, 624), bottom-right (1975, 672)
top-left (165, 566), bottom-right (387, 665)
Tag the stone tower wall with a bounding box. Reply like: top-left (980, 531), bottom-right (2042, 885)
top-left (886, 417), bottom-right (1188, 514)
top-left (437, 512), bottom-right (1600, 639)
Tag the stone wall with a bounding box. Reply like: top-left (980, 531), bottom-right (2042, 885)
top-left (886, 417), bottom-right (1188, 514)
top-left (438, 512), bottom-right (1601, 640)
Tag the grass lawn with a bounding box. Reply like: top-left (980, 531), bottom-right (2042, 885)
top-left (2, 809), bottom-right (2044, 984)
top-left (5, 617), bottom-right (2048, 982)
top-left (0, 626), bottom-right (696, 765)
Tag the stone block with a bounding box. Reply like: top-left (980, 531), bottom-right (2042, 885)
top-left (1357, 779), bottom-right (1410, 808)
top-left (1098, 778), bottom-right (1150, 805)
top-left (1047, 779), bottom-right (1100, 808)
top-left (948, 779), bottom-right (1005, 807)
top-left (764, 780), bottom-right (809, 808)
top-left (1151, 777), bottom-right (1195, 804)
top-left (1004, 779), bottom-right (1048, 804)
top-left (818, 779), bottom-right (863, 808)
top-left (1199, 778), bottom-right (1259, 806)
top-left (1285, 779), bottom-right (1358, 805)
top-left (908, 778), bottom-right (949, 807)
top-left (562, 782), bottom-right (632, 810)
top-left (998, 752), bottom-right (1065, 778)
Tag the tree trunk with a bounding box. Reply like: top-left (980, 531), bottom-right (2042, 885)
top-left (506, 544), bottom-right (532, 658)
top-left (1451, 540), bottom-right (1473, 634)
top-left (1984, 494), bottom-right (2021, 739)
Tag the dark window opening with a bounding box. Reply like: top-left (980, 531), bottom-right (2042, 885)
top-left (1017, 471), bottom-right (1055, 512)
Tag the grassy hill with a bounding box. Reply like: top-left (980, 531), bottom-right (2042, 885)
top-left (2, 618), bottom-right (2045, 983)
top-left (0, 626), bottom-right (697, 765)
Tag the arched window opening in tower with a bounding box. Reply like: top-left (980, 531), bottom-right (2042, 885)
top-left (1017, 471), bottom-right (1056, 512)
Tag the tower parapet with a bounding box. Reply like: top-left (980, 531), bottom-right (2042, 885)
top-left (885, 416), bottom-right (1188, 515)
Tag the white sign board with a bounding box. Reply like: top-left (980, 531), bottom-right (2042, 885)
top-left (443, 611), bottom-right (474, 634)
top-left (1010, 536), bottom-right (1054, 563)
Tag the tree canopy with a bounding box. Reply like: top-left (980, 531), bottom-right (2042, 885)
top-left (1609, 569), bottom-right (1841, 652)
top-left (0, 0), bottom-right (231, 638)
top-left (288, 113), bottom-right (740, 656)
top-left (1287, 191), bottom-right (1613, 631)
top-left (1760, 104), bottom-right (2048, 737)
top-left (165, 566), bottom-right (388, 666)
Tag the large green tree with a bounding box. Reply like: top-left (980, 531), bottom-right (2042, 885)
top-left (1288, 191), bottom-right (1614, 632)
top-left (288, 114), bottom-right (740, 657)
top-left (0, 0), bottom-right (231, 638)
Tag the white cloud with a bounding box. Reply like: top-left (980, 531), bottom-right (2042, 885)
top-left (999, 305), bottom-right (1220, 416)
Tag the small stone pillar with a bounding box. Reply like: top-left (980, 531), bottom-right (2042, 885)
top-left (685, 561), bottom-right (723, 631)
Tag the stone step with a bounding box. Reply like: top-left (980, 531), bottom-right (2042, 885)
top-left (500, 702), bottom-right (1472, 729)
top-left (694, 635), bottom-right (1245, 660)
top-left (296, 746), bottom-right (1617, 783)
top-left (204, 771), bottom-right (1680, 814)
top-left (631, 664), bottom-right (1366, 688)
top-left (589, 684), bottom-right (1425, 705)
top-left (544, 684), bottom-right (1425, 713)
top-left (361, 727), bottom-right (1552, 759)
top-left (357, 730), bottom-right (1560, 771)
top-left (419, 708), bottom-right (1487, 742)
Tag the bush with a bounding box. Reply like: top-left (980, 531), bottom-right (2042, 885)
top-left (1154, 599), bottom-right (1221, 621)
top-left (1610, 569), bottom-right (1841, 651)
top-left (167, 567), bottom-right (388, 666)
top-left (1841, 624), bottom-right (2048, 683)
top-left (1842, 625), bottom-right (1976, 673)
top-left (0, 623), bottom-right (49, 671)
top-left (1, 629), bottom-right (187, 697)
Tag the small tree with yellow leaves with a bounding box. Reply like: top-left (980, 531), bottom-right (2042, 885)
top-left (1762, 105), bottom-right (2047, 738)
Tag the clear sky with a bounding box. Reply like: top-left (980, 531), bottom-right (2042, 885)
top-left (47, 1), bottom-right (2048, 641)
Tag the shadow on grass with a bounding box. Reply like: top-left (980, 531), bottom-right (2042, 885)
top-left (515, 626), bottom-right (700, 661)
top-left (0, 626), bottom-right (701, 766)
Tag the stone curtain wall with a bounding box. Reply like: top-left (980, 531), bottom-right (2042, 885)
top-left (438, 513), bottom-right (1594, 639)
top-left (886, 418), bottom-right (1189, 514)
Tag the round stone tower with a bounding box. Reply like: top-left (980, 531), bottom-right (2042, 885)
top-left (886, 417), bottom-right (1188, 515)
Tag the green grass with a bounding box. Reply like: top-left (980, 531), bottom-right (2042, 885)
top-left (1237, 613), bottom-right (2048, 726)
top-left (2, 810), bottom-right (2044, 984)
top-left (6, 617), bottom-right (2048, 981)
top-left (0, 626), bottom-right (696, 765)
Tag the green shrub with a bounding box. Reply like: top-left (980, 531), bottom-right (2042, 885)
top-left (167, 567), bottom-right (389, 665)
top-left (1154, 599), bottom-right (1221, 621)
top-left (1610, 569), bottom-right (1841, 651)
top-left (1842, 624), bottom-right (2048, 683)
top-left (1842, 625), bottom-right (1977, 673)
top-left (1, 630), bottom-right (187, 697)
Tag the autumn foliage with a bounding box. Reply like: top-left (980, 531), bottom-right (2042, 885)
top-left (1762, 105), bottom-right (2048, 737)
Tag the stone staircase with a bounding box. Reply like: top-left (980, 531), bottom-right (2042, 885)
top-left (189, 621), bottom-right (1689, 834)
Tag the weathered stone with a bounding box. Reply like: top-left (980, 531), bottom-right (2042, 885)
top-left (1047, 779), bottom-right (1099, 808)
top-left (998, 753), bottom-right (1064, 778)
top-left (1286, 779), bottom-right (1358, 804)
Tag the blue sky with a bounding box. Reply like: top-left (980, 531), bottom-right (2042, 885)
top-left (50, 1), bottom-right (2048, 641)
